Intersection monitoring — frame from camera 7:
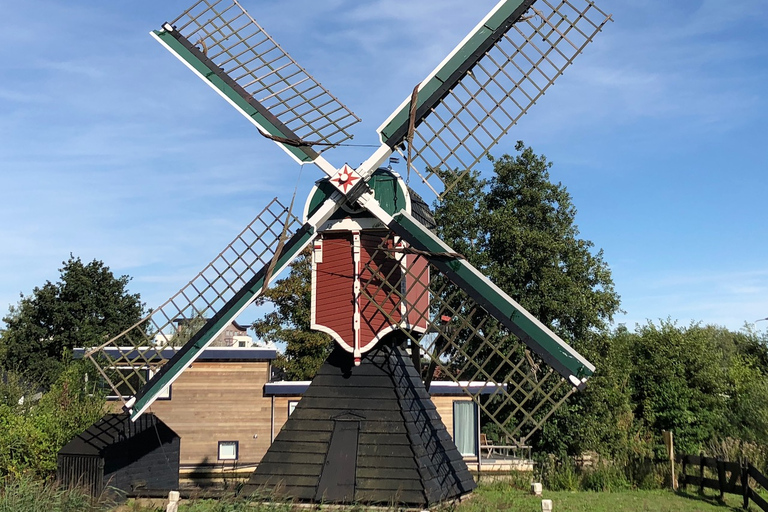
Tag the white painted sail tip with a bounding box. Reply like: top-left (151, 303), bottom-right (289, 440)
top-left (568, 375), bottom-right (583, 388)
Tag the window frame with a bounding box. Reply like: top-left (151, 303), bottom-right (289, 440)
top-left (218, 440), bottom-right (239, 461)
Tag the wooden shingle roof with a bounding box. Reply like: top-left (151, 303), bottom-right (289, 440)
top-left (59, 413), bottom-right (177, 456)
top-left (244, 342), bottom-right (475, 505)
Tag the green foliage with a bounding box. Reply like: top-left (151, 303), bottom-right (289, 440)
top-left (580, 464), bottom-right (631, 492)
top-left (177, 494), bottom-right (295, 512)
top-left (544, 459), bottom-right (580, 492)
top-left (252, 250), bottom-right (333, 380)
top-left (434, 141), bottom-right (621, 347)
top-left (0, 256), bottom-right (146, 387)
top-left (0, 362), bottom-right (105, 478)
top-left (548, 319), bottom-right (768, 466)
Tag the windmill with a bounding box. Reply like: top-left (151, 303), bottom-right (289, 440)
top-left (84, 0), bottom-right (611, 505)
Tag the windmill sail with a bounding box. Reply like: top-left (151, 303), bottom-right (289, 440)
top-left (378, 0), bottom-right (612, 198)
top-left (358, 230), bottom-right (592, 444)
top-left (152, 0), bottom-right (360, 168)
top-left (84, 198), bottom-right (303, 413)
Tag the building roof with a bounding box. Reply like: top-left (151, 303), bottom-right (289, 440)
top-left (264, 379), bottom-right (503, 396)
top-left (247, 343), bottom-right (475, 505)
top-left (407, 187), bottom-right (436, 231)
top-left (73, 346), bottom-right (278, 362)
top-left (59, 413), bottom-right (177, 456)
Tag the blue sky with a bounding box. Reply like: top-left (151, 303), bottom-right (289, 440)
top-left (1, 0), bottom-right (767, 334)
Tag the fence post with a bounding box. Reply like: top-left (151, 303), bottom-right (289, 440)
top-left (681, 455), bottom-right (687, 491)
top-left (717, 457), bottom-right (726, 501)
top-left (663, 430), bottom-right (677, 490)
top-left (742, 459), bottom-right (750, 510)
top-left (699, 452), bottom-right (705, 494)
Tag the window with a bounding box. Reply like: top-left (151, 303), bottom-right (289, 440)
top-left (238, 341), bottom-right (246, 348)
top-left (218, 441), bottom-right (239, 460)
top-left (453, 401), bottom-right (478, 457)
top-left (288, 400), bottom-right (299, 416)
top-left (148, 369), bottom-right (171, 400)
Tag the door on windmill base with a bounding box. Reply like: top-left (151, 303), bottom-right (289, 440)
top-left (453, 401), bottom-right (479, 457)
top-left (315, 418), bottom-right (360, 502)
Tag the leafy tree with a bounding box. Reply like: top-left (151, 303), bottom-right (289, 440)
top-left (252, 250), bottom-right (333, 380)
top-left (0, 256), bottom-right (146, 387)
top-left (554, 321), bottom-right (768, 460)
top-left (434, 141), bottom-right (621, 347)
top-left (254, 142), bottom-right (620, 385)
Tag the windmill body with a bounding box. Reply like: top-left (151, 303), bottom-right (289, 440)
top-left (307, 168), bottom-right (430, 363)
top-left (81, 0), bottom-right (612, 504)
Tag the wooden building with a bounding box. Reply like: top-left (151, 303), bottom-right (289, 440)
top-left (77, 345), bottom-right (484, 488)
top-left (58, 413), bottom-right (179, 497)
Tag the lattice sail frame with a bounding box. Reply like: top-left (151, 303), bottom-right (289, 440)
top-left (84, 198), bottom-right (299, 408)
top-left (359, 239), bottom-right (574, 445)
top-left (384, 0), bottom-right (611, 198)
top-left (165, 0), bottom-right (361, 152)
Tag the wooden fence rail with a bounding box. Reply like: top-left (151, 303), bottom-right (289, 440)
top-left (677, 453), bottom-right (768, 511)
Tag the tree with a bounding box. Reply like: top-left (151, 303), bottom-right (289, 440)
top-left (434, 141), bottom-right (621, 347)
top-left (254, 142), bottom-right (620, 382)
top-left (252, 250), bottom-right (333, 380)
top-left (0, 256), bottom-right (146, 387)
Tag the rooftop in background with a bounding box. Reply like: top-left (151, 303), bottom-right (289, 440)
top-left (264, 379), bottom-right (506, 396)
top-left (73, 345), bottom-right (278, 362)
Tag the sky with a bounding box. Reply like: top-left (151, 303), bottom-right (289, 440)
top-left (1, 0), bottom-right (767, 335)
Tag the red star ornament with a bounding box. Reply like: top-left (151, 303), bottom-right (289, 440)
top-left (331, 164), bottom-right (360, 193)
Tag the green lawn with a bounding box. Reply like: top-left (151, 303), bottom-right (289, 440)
top-left (111, 485), bottom-right (759, 512)
top-left (461, 484), bottom-right (749, 512)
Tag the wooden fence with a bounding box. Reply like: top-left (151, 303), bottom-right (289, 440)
top-left (677, 453), bottom-right (768, 511)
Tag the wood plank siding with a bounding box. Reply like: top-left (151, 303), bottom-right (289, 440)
top-left (149, 361), bottom-right (272, 466)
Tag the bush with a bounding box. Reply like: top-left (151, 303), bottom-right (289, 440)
top-left (581, 464), bottom-right (631, 492)
top-left (0, 362), bottom-right (105, 478)
top-left (537, 456), bottom-right (579, 491)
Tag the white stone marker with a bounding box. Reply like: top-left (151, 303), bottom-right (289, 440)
top-left (532, 482), bottom-right (543, 496)
top-left (166, 490), bottom-right (180, 512)
top-left (542, 498), bottom-right (553, 512)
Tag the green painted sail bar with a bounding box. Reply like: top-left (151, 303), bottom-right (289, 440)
top-left (378, 0), bottom-right (533, 146)
top-left (129, 226), bottom-right (316, 419)
top-left (389, 210), bottom-right (594, 383)
top-left (152, 29), bottom-right (318, 165)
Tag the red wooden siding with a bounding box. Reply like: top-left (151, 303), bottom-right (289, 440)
top-left (313, 233), bottom-right (355, 348)
top-left (359, 234), bottom-right (402, 351)
top-left (405, 254), bottom-right (430, 331)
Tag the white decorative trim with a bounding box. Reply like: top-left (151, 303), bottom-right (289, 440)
top-left (320, 218), bottom-right (386, 232)
top-left (352, 231), bottom-right (362, 365)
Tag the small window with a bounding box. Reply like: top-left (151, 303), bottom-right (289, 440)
top-left (218, 441), bottom-right (239, 461)
top-left (238, 341), bottom-right (246, 348)
top-left (148, 369), bottom-right (171, 400)
top-left (453, 400), bottom-right (478, 457)
top-left (288, 400), bottom-right (299, 416)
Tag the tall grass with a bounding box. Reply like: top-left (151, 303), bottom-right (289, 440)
top-left (0, 475), bottom-right (108, 512)
top-left (535, 455), bottom-right (670, 492)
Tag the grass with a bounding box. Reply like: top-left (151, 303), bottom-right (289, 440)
top-left (461, 482), bottom-right (753, 512)
top-left (0, 475), bottom-right (107, 512)
top-left (115, 487), bottom-right (756, 512)
top-left (3, 476), bottom-right (761, 512)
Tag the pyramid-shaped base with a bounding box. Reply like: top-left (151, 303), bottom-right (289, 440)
top-left (243, 341), bottom-right (476, 505)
